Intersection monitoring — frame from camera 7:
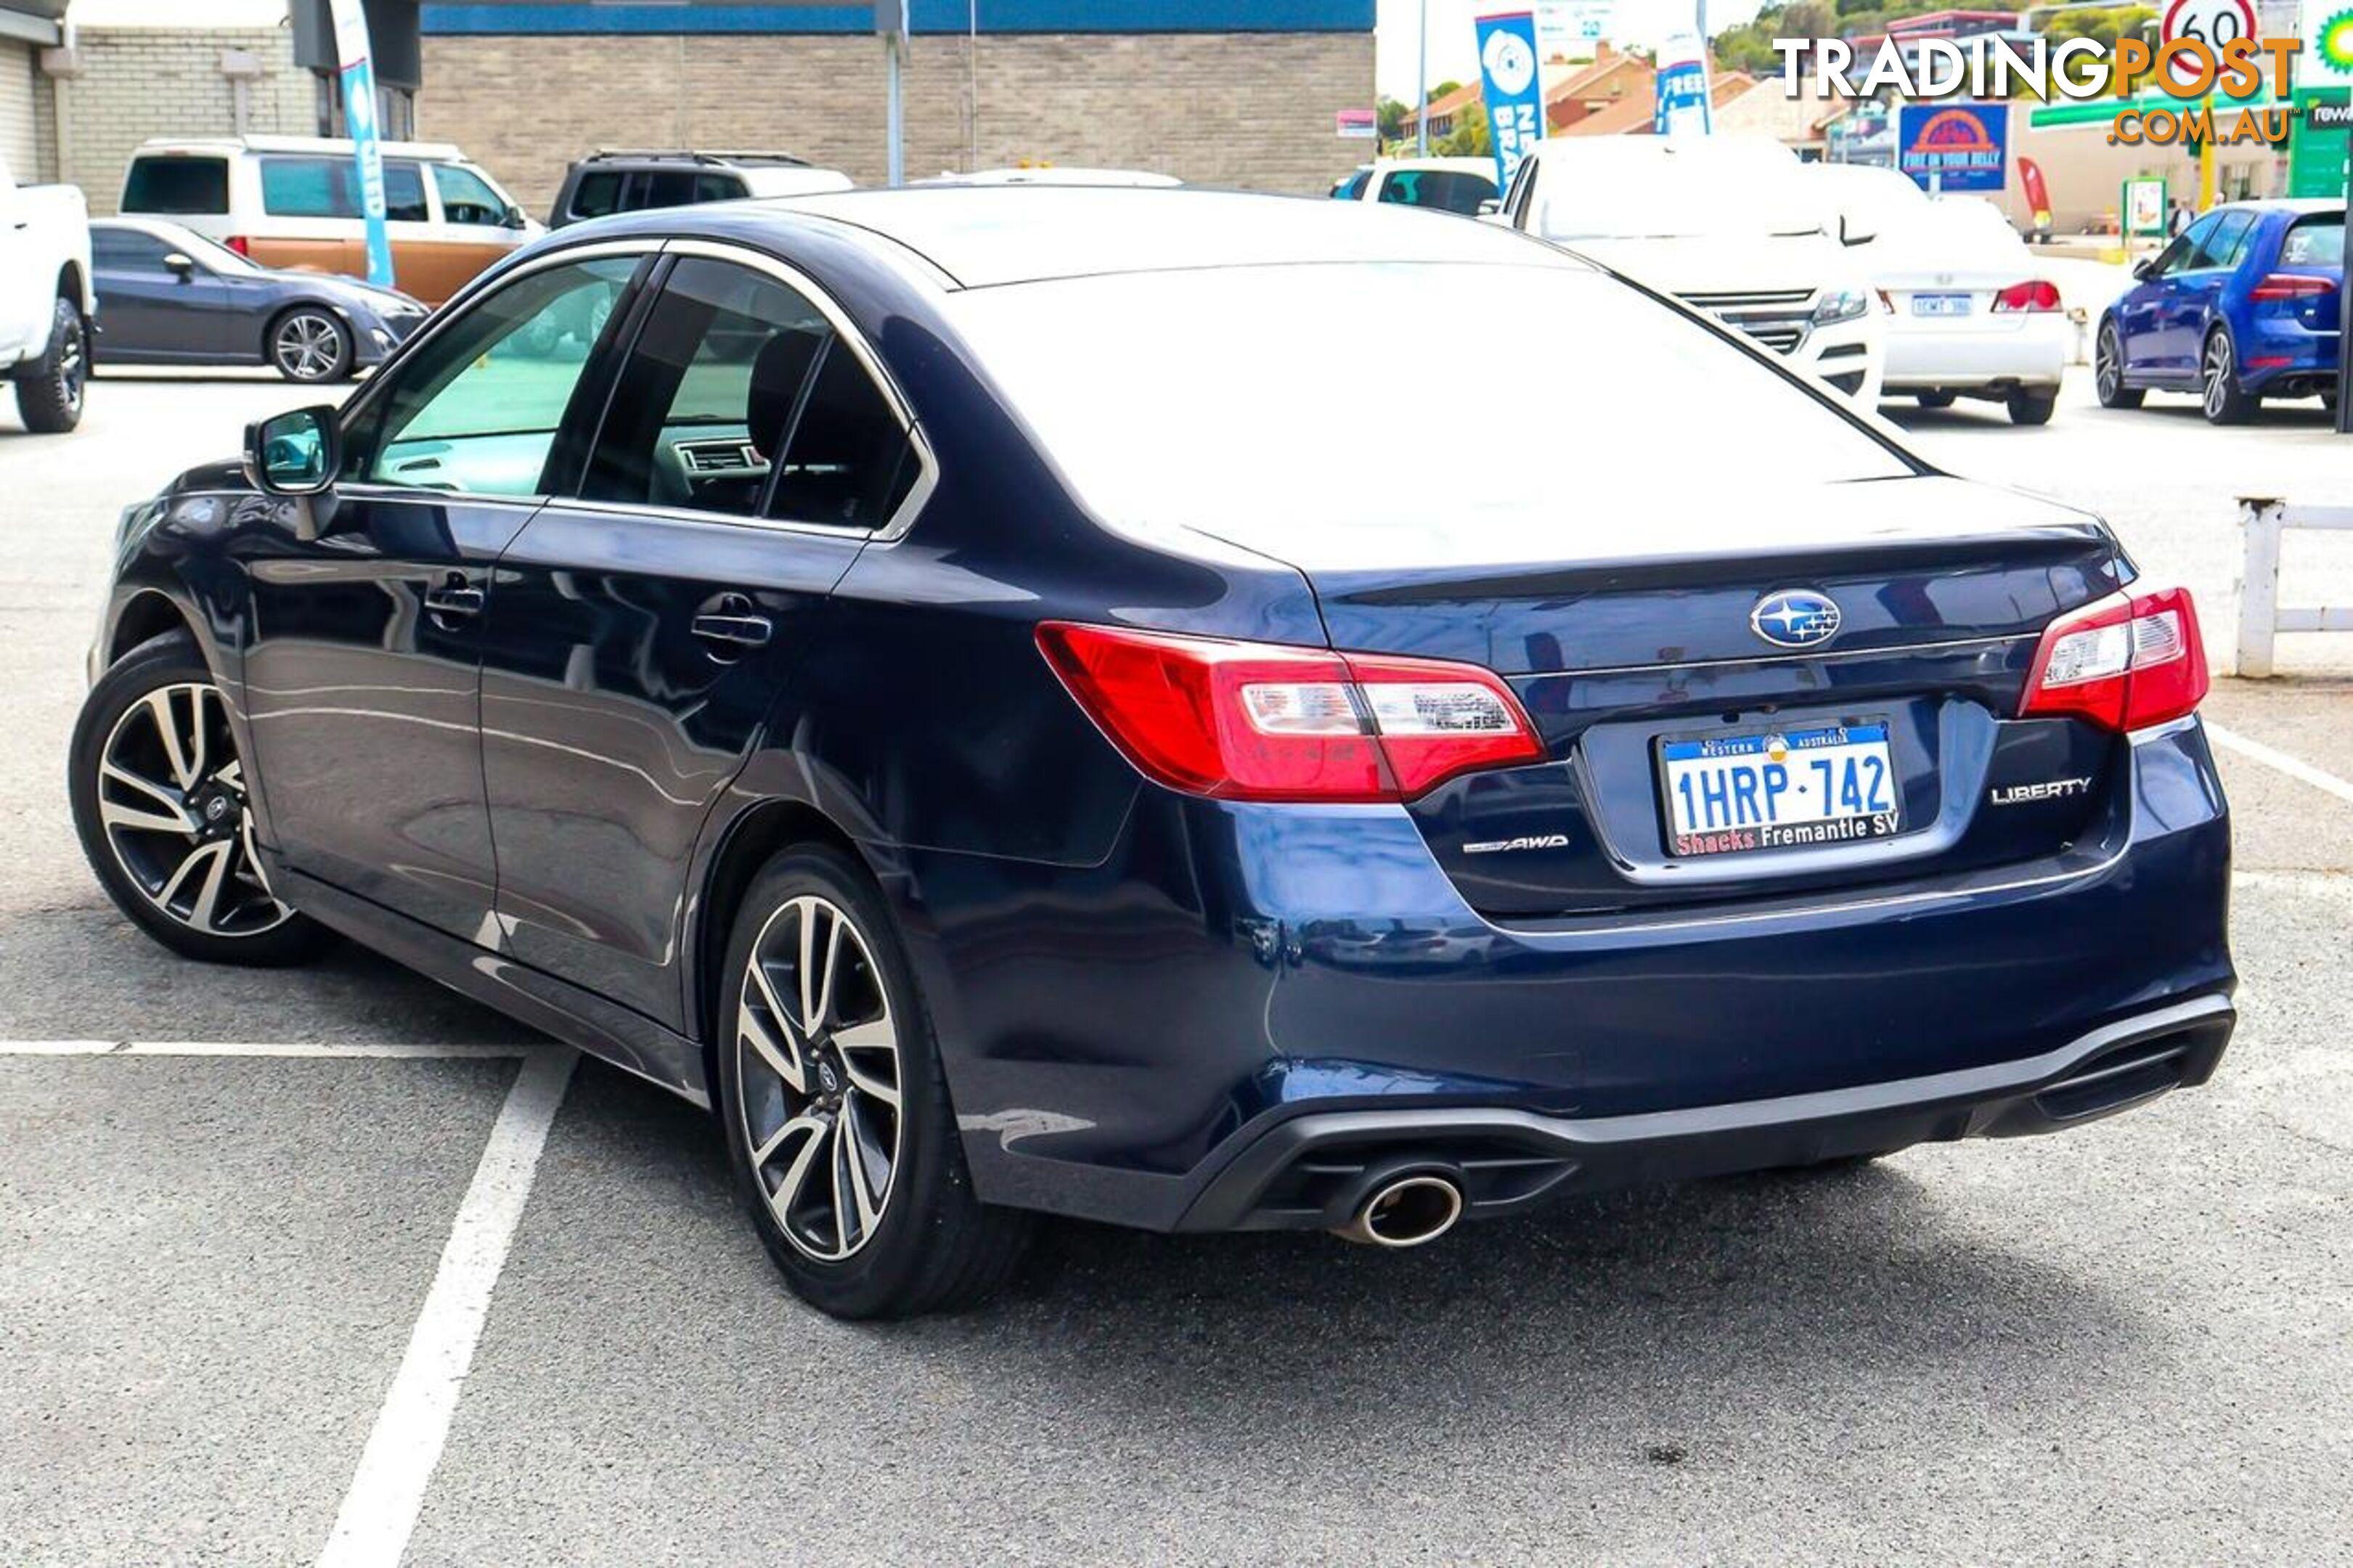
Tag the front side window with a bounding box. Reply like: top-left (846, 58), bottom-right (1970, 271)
top-left (433, 164), bottom-right (510, 226)
top-left (353, 256), bottom-right (642, 497)
top-left (92, 229), bottom-right (177, 271)
top-left (122, 157), bottom-right (229, 216)
top-left (2194, 211), bottom-right (2254, 269)
top-left (579, 256), bottom-right (912, 528)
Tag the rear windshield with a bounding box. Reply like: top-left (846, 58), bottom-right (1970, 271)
top-left (123, 156), bottom-right (229, 216)
top-left (2281, 217), bottom-right (2345, 268)
top-left (945, 263), bottom-right (1912, 552)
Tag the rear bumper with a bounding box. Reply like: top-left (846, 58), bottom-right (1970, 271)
top-left (1883, 316), bottom-right (2068, 392)
top-left (1176, 993), bottom-right (2233, 1231)
top-left (910, 719), bottom-right (2232, 1233)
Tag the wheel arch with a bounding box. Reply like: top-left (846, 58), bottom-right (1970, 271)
top-left (56, 261), bottom-right (89, 317)
top-left (107, 589), bottom-right (199, 668)
top-left (259, 298), bottom-right (349, 361)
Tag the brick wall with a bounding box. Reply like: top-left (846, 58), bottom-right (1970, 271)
top-left (54, 27), bottom-right (315, 213)
top-left (419, 30), bottom-right (1374, 216)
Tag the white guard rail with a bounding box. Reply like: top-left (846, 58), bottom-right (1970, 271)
top-left (2235, 497), bottom-right (2353, 679)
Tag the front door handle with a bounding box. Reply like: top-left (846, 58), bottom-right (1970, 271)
top-left (424, 577), bottom-right (485, 618)
top-left (691, 613), bottom-right (773, 650)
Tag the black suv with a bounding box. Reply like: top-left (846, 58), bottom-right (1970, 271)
top-left (546, 150), bottom-right (854, 228)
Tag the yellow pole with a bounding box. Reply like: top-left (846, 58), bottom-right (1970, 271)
top-left (2198, 134), bottom-right (2216, 211)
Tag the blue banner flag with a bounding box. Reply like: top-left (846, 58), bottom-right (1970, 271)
top-left (329, 0), bottom-right (396, 289)
top-left (1652, 30), bottom-right (1712, 138)
top-left (1896, 102), bottom-right (2010, 195)
top-left (1474, 12), bottom-right (1544, 195)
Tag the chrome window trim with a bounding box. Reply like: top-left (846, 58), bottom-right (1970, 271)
top-left (334, 481), bottom-right (551, 510)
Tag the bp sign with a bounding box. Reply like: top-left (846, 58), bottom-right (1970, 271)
top-left (1896, 102), bottom-right (2009, 193)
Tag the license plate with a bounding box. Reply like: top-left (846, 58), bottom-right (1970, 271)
top-left (1657, 722), bottom-right (1901, 858)
top-left (1912, 293), bottom-right (1973, 317)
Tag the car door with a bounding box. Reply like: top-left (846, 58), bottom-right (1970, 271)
top-left (240, 248), bottom-right (648, 941)
top-left (92, 226), bottom-right (235, 359)
top-left (478, 245), bottom-right (925, 1026)
top-left (2114, 224), bottom-right (2197, 378)
top-left (2158, 211), bottom-right (2253, 375)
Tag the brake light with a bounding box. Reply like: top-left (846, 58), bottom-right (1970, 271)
top-left (1036, 623), bottom-right (1543, 802)
top-left (2249, 272), bottom-right (2333, 301)
top-left (225, 235), bottom-right (250, 258)
top-left (1992, 280), bottom-right (2061, 313)
top-left (2019, 586), bottom-right (2208, 732)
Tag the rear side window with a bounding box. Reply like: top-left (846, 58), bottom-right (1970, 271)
top-left (694, 173), bottom-right (749, 203)
top-left (769, 342), bottom-right (915, 528)
top-left (568, 169), bottom-right (625, 219)
top-left (260, 157), bottom-right (425, 220)
top-left (122, 156), bottom-right (229, 216)
top-left (1379, 170), bottom-right (1497, 215)
top-left (2281, 217), bottom-right (2345, 267)
top-left (640, 170), bottom-right (699, 210)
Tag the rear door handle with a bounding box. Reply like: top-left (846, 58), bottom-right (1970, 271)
top-left (691, 613), bottom-right (773, 650)
top-left (424, 582), bottom-right (485, 618)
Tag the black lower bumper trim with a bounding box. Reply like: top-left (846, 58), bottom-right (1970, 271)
top-left (1174, 995), bottom-right (2235, 1233)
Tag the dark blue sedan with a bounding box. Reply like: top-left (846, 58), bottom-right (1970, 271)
top-left (89, 216), bottom-right (429, 382)
top-left (70, 189), bottom-right (2235, 1318)
top-left (2097, 198), bottom-right (2344, 422)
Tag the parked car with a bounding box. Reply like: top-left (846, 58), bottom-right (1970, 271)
top-left (0, 150), bottom-right (95, 433)
top-left (547, 149), bottom-right (855, 229)
top-left (1329, 157), bottom-right (1498, 216)
top-left (1500, 137), bottom-right (1886, 407)
top-left (118, 135), bottom-right (539, 307)
top-left (1813, 165), bottom-right (2068, 425)
top-left (89, 218), bottom-right (428, 382)
top-left (919, 166), bottom-right (1180, 187)
top-left (2097, 199), bottom-right (2344, 423)
top-left (71, 189), bottom-right (2234, 1320)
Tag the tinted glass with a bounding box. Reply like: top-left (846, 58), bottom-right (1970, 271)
top-left (2280, 218), bottom-right (2345, 267)
top-left (769, 340), bottom-right (915, 529)
top-left (947, 263), bottom-right (1910, 553)
top-left (122, 157), bottom-right (229, 216)
top-left (569, 169), bottom-right (625, 219)
top-left (384, 162), bottom-right (429, 224)
top-left (356, 256), bottom-right (640, 497)
top-left (640, 170), bottom-right (700, 210)
top-left (2195, 211), bottom-right (2254, 269)
top-left (1380, 169), bottom-right (1496, 215)
top-left (1332, 168), bottom-right (1371, 199)
top-left (694, 172), bottom-right (749, 203)
top-left (262, 158), bottom-right (358, 218)
top-left (92, 229), bottom-right (177, 269)
top-left (433, 164), bottom-right (508, 226)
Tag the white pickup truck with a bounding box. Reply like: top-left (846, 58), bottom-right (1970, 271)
top-left (0, 152), bottom-right (94, 433)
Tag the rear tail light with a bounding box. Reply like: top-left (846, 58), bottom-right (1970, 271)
top-left (2019, 585), bottom-right (2208, 732)
top-left (1992, 280), bottom-right (2062, 313)
top-left (2249, 272), bottom-right (2333, 301)
top-left (225, 235), bottom-right (250, 258)
top-left (1036, 622), bottom-right (1543, 802)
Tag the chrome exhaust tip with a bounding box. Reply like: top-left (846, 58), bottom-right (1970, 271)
top-left (1332, 1173), bottom-right (1465, 1248)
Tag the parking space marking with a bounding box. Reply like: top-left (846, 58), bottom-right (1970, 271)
top-left (2206, 722), bottom-right (2353, 807)
top-left (318, 1046), bottom-right (578, 1568)
top-left (0, 1040), bottom-right (534, 1058)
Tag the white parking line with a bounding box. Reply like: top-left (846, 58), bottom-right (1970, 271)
top-left (2206, 722), bottom-right (2353, 807)
top-left (317, 1046), bottom-right (578, 1568)
top-left (0, 1040), bottom-right (535, 1058)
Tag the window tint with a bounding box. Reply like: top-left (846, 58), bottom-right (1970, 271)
top-left (433, 164), bottom-right (509, 226)
top-left (92, 229), bottom-right (177, 269)
top-left (2161, 214), bottom-right (2218, 274)
top-left (2280, 218), bottom-right (2344, 267)
top-left (2195, 211), bottom-right (2254, 269)
top-left (122, 157), bottom-right (229, 216)
top-left (385, 162), bottom-right (429, 223)
top-left (1380, 169), bottom-right (1497, 215)
top-left (1332, 168), bottom-right (1371, 200)
top-left (694, 172), bottom-right (749, 203)
top-left (260, 157), bottom-right (425, 220)
top-left (569, 169), bottom-right (625, 219)
top-left (579, 256), bottom-right (911, 527)
top-left (640, 170), bottom-right (700, 210)
top-left (356, 256), bottom-right (640, 497)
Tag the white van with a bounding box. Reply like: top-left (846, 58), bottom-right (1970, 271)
top-left (119, 135), bottom-right (541, 306)
top-left (1499, 138), bottom-right (1885, 407)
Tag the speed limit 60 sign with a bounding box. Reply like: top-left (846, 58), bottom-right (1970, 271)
top-left (2162, 0), bottom-right (2259, 89)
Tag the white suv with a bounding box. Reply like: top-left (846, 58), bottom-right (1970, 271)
top-left (1500, 138), bottom-right (1885, 407)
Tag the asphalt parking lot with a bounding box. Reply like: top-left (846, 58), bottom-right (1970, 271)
top-left (4, 371), bottom-right (2350, 1566)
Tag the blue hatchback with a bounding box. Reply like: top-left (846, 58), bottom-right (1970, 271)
top-left (73, 189), bottom-right (2236, 1318)
top-left (2098, 198), bottom-right (2344, 422)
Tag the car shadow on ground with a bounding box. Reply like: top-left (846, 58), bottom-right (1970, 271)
top-left (1883, 397), bottom-right (2337, 433)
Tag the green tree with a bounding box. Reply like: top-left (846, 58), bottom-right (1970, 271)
top-left (1436, 99), bottom-right (1491, 159)
top-left (1377, 96), bottom-right (1410, 144)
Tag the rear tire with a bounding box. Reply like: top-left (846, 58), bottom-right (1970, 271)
top-left (2005, 390), bottom-right (2057, 426)
top-left (269, 306), bottom-right (353, 384)
top-left (714, 844), bottom-right (1035, 1319)
top-left (14, 296), bottom-right (87, 433)
top-left (1912, 391), bottom-right (1955, 409)
top-left (2201, 328), bottom-right (2255, 425)
top-left (2094, 320), bottom-right (2142, 409)
top-left (68, 633), bottom-right (333, 966)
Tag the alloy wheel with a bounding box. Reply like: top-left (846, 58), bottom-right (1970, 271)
top-left (274, 313), bottom-right (343, 380)
top-left (96, 682), bottom-right (292, 939)
top-left (2096, 325), bottom-right (2121, 401)
top-left (2202, 335), bottom-right (2234, 420)
top-left (54, 316), bottom-right (86, 415)
top-left (734, 894), bottom-right (905, 1262)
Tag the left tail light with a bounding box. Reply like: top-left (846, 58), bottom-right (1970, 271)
top-left (2019, 585), bottom-right (2209, 732)
top-left (2248, 273), bottom-right (2333, 302)
top-left (224, 234), bottom-right (251, 258)
top-left (1035, 622), bottom-right (1543, 803)
top-left (1993, 280), bottom-right (2062, 313)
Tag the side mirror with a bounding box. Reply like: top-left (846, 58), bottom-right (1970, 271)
top-left (243, 405), bottom-right (341, 497)
top-left (503, 203), bottom-right (529, 230)
top-left (163, 252), bottom-right (197, 279)
top-left (2130, 257), bottom-right (2156, 281)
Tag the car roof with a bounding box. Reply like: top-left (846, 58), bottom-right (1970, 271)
top-left (672, 186), bottom-right (1577, 289)
top-left (2219, 198), bottom-right (2344, 216)
top-left (131, 134), bottom-right (470, 161)
top-left (1371, 157), bottom-right (1498, 175)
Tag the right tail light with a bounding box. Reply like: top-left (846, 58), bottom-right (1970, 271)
top-left (2019, 585), bottom-right (2209, 732)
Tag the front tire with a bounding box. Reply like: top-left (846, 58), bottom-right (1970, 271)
top-left (714, 845), bottom-right (1034, 1319)
top-left (2005, 389), bottom-right (2057, 426)
top-left (1912, 391), bottom-right (1955, 409)
top-left (269, 307), bottom-right (354, 383)
top-left (2095, 320), bottom-right (2143, 409)
top-left (14, 296), bottom-right (87, 433)
top-left (68, 633), bottom-right (333, 965)
top-left (2201, 328), bottom-right (2256, 425)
